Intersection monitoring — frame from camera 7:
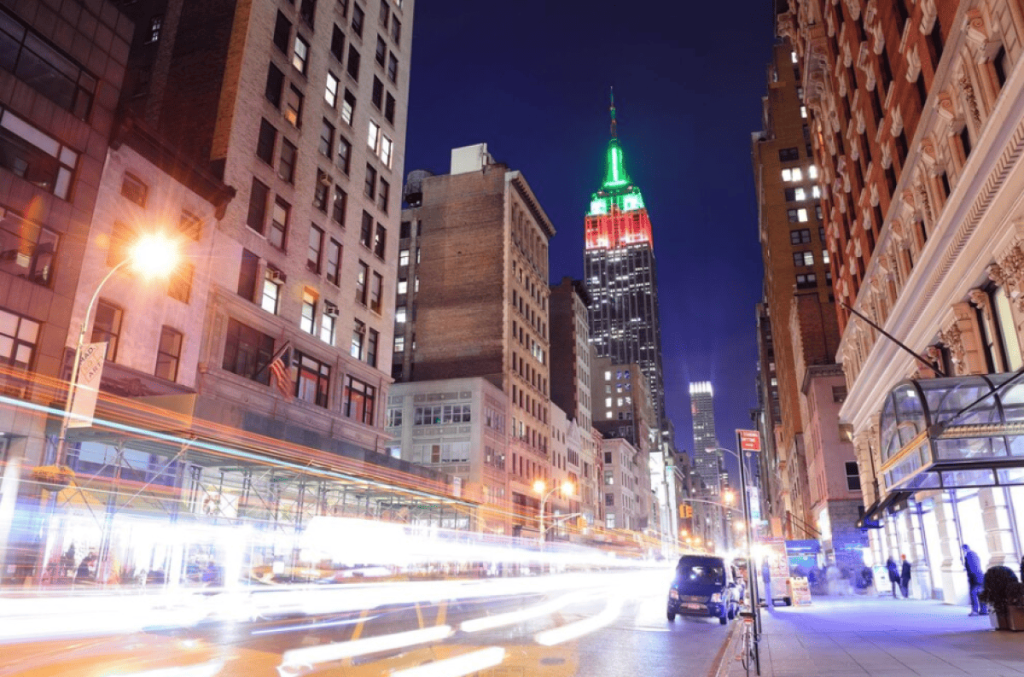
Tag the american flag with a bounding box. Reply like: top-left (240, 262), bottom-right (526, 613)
top-left (270, 348), bottom-right (292, 397)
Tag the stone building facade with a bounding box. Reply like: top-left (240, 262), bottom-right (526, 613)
top-left (787, 0), bottom-right (1024, 601)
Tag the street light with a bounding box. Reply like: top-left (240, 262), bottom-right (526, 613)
top-left (55, 233), bottom-right (179, 470)
top-left (533, 479), bottom-right (573, 548)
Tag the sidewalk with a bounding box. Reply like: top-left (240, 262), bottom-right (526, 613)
top-left (722, 596), bottom-right (1024, 677)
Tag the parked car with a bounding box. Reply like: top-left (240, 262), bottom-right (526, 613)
top-left (667, 555), bottom-right (740, 625)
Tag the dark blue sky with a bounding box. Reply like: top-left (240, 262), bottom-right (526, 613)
top-left (403, 1), bottom-right (776, 474)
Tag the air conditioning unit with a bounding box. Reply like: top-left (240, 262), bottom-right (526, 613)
top-left (267, 268), bottom-right (285, 284)
top-left (324, 302), bottom-right (339, 317)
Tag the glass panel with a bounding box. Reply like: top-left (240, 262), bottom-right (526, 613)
top-left (934, 437), bottom-right (1006, 460)
top-left (880, 394), bottom-right (898, 463)
top-left (997, 467), bottom-right (1024, 485)
top-left (940, 468), bottom-right (995, 487)
top-left (894, 385), bottom-right (925, 447)
top-left (908, 472), bottom-right (940, 489)
top-left (1007, 436), bottom-right (1024, 457)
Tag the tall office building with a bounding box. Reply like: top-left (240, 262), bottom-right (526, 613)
top-left (689, 381), bottom-right (720, 494)
top-left (584, 95), bottom-right (666, 435)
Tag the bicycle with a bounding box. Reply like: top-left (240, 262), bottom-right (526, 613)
top-left (738, 610), bottom-right (759, 677)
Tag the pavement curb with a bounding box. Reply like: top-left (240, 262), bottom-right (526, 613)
top-left (705, 618), bottom-right (743, 677)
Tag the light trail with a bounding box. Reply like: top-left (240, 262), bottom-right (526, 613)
top-left (389, 647), bottom-right (506, 677)
top-left (112, 659), bottom-right (224, 677)
top-left (251, 614), bottom-right (381, 635)
top-left (460, 591), bottom-right (589, 633)
top-left (534, 595), bottom-right (626, 646)
top-left (277, 625), bottom-right (453, 673)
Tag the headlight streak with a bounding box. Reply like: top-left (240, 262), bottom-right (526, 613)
top-left (533, 594), bottom-right (626, 646)
top-left (277, 624), bottom-right (453, 674)
top-left (251, 614), bottom-right (381, 636)
top-left (459, 591), bottom-right (589, 633)
top-left (388, 647), bottom-right (506, 677)
top-left (110, 659), bottom-right (224, 677)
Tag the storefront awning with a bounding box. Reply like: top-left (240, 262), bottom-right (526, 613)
top-left (856, 489), bottom-right (913, 529)
top-left (877, 372), bottom-right (1024, 495)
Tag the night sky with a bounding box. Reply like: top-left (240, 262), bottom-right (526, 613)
top-left (402, 1), bottom-right (777, 478)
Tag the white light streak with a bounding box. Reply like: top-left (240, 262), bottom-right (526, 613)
top-left (114, 660), bottom-right (224, 677)
top-left (460, 591), bottom-right (587, 633)
top-left (278, 625), bottom-right (453, 672)
top-left (390, 647), bottom-right (506, 677)
top-left (534, 595), bottom-right (625, 646)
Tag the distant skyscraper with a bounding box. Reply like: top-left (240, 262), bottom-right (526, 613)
top-left (584, 92), bottom-right (666, 434)
top-left (690, 381), bottom-right (720, 495)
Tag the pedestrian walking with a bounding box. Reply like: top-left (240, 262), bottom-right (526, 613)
top-left (886, 556), bottom-right (899, 597)
top-left (899, 554), bottom-right (911, 598)
top-left (963, 544), bottom-right (988, 616)
top-left (762, 558), bottom-right (773, 609)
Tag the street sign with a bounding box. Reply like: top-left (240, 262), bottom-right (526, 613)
top-left (69, 342), bottom-right (106, 428)
top-left (737, 429), bottom-right (761, 452)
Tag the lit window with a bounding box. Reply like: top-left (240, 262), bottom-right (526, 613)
top-left (396, 307), bottom-right (407, 323)
top-left (293, 35), bottom-right (309, 74)
top-left (367, 120), bottom-right (380, 151)
top-left (262, 270), bottom-right (281, 314)
top-left (325, 72), bottom-right (339, 107)
top-left (791, 51), bottom-right (797, 63)
top-left (379, 135), bottom-right (393, 167)
top-left (394, 335), bottom-right (405, 352)
top-left (812, 185), bottom-right (821, 198)
top-left (397, 280), bottom-right (407, 294)
top-left (822, 249), bottom-right (830, 264)
top-left (801, 105), bottom-right (807, 118)
top-left (399, 249), bottom-right (409, 266)
top-left (794, 188), bottom-right (806, 201)
top-left (320, 310), bottom-right (336, 345)
top-left (300, 290), bottom-right (317, 335)
top-left (808, 165), bottom-right (818, 179)
top-left (797, 208), bottom-right (808, 222)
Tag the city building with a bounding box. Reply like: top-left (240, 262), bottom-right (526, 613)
top-left (395, 143), bottom-right (557, 535)
top-left (753, 301), bottom-right (785, 536)
top-left (548, 277), bottom-right (600, 528)
top-left (384, 377), bottom-right (508, 532)
top-left (689, 380), bottom-right (725, 550)
top-left (584, 96), bottom-right (667, 441)
top-left (752, 32), bottom-right (866, 564)
top-left (600, 436), bottom-right (648, 531)
top-left (0, 0), bottom-right (132, 468)
top-left (785, 0), bottom-right (1024, 600)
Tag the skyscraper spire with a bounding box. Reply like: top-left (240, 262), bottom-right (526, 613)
top-left (609, 86), bottom-right (617, 139)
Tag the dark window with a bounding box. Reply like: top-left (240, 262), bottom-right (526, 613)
top-left (400, 220), bottom-right (410, 239)
top-left (91, 300), bottom-right (123, 361)
top-left (845, 461), bottom-right (860, 491)
top-left (222, 318), bottom-right (274, 385)
top-left (939, 171), bottom-right (951, 201)
top-left (265, 63), bottom-right (284, 106)
top-left (367, 328), bottom-right (378, 368)
top-left (0, 6), bottom-right (96, 119)
top-left (778, 147), bottom-right (799, 162)
top-left (994, 46), bottom-right (1009, 89)
top-left (279, 139), bottom-right (298, 183)
top-left (373, 223), bottom-right (386, 258)
top-left (384, 93), bottom-right (395, 124)
top-left (351, 4), bottom-right (364, 36)
top-left (308, 224), bottom-right (324, 273)
top-left (319, 119), bottom-right (334, 157)
top-left (0, 209), bottom-right (59, 286)
top-left (364, 164), bottom-right (377, 198)
top-left (0, 109), bottom-right (77, 199)
top-left (790, 228), bottom-right (811, 244)
top-left (0, 308), bottom-right (39, 372)
top-left (273, 11), bottom-right (291, 52)
top-left (360, 210), bottom-right (373, 247)
top-left (784, 188), bottom-right (797, 202)
top-left (378, 178), bottom-right (389, 213)
top-left (331, 25), bottom-right (345, 61)
top-left (347, 45), bottom-right (360, 80)
top-left (370, 271), bottom-right (382, 313)
top-left (372, 76), bottom-right (383, 108)
top-left (299, 0), bottom-right (316, 28)
top-left (168, 262), bottom-right (193, 303)
top-left (337, 134), bottom-right (352, 173)
top-left (332, 186), bottom-right (347, 225)
top-left (915, 73), bottom-right (928, 109)
top-left (793, 251), bottom-right (813, 267)
top-left (379, 1), bottom-right (389, 27)
top-left (257, 119), bottom-right (277, 164)
top-left (121, 173), bottom-right (148, 207)
top-left (341, 89), bottom-right (356, 125)
top-left (796, 273), bottom-right (817, 289)
top-left (375, 36), bottom-right (386, 66)
top-left (960, 126), bottom-right (972, 159)
top-left (387, 52), bottom-right (398, 82)
top-left (391, 17), bottom-right (401, 44)
top-left (338, 0), bottom-right (349, 18)
top-left (314, 170), bottom-right (329, 212)
top-left (247, 179), bottom-right (269, 234)
top-left (343, 375), bottom-right (376, 424)
top-left (297, 351), bottom-right (331, 407)
top-left (107, 221), bottom-right (136, 267)
top-left (326, 238), bottom-right (341, 285)
top-left (270, 197), bottom-right (290, 249)
top-left (155, 326), bottom-right (182, 381)
top-left (238, 249), bottom-right (259, 300)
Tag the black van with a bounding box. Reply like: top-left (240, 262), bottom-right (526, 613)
top-left (667, 555), bottom-right (739, 625)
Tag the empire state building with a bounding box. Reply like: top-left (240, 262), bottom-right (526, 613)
top-left (584, 95), bottom-right (666, 432)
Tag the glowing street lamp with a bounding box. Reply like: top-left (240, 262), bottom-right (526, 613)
top-left (533, 479), bottom-right (574, 548)
top-left (55, 233), bottom-right (179, 470)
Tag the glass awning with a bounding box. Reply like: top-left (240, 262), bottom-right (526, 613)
top-left (878, 372), bottom-right (1024, 493)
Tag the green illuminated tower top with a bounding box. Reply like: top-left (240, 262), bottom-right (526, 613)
top-left (588, 89), bottom-right (646, 217)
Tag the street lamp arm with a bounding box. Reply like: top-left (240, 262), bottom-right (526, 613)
top-left (679, 496), bottom-right (745, 514)
top-left (56, 257), bottom-right (134, 468)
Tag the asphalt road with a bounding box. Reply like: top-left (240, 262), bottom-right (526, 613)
top-left (2, 570), bottom-right (734, 676)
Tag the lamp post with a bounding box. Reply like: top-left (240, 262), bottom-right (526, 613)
top-left (533, 479), bottom-right (573, 548)
top-left (54, 234), bottom-right (179, 470)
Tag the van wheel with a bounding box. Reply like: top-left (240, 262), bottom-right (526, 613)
top-left (719, 615), bottom-right (728, 625)
top-left (784, 597), bottom-right (792, 606)
top-left (667, 610), bottom-right (676, 621)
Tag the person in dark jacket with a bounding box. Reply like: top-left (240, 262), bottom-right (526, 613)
top-left (963, 544), bottom-right (988, 616)
top-left (886, 556), bottom-right (899, 597)
top-left (899, 554), bottom-right (911, 598)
